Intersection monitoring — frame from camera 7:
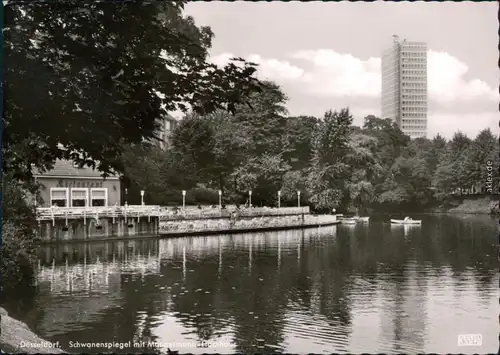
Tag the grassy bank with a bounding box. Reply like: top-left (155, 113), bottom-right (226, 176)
top-left (442, 197), bottom-right (499, 215)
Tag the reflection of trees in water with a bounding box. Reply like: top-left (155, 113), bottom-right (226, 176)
top-left (37, 239), bottom-right (161, 266)
top-left (163, 245), bottom-right (289, 353)
top-left (27, 240), bottom-right (165, 353)
top-left (157, 227), bottom-right (347, 353)
top-left (341, 216), bottom-right (496, 280)
top-left (9, 216), bottom-right (496, 353)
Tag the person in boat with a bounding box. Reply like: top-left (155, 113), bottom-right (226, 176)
top-left (404, 216), bottom-right (412, 222)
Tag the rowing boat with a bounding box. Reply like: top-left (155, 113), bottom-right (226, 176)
top-left (390, 218), bottom-right (421, 225)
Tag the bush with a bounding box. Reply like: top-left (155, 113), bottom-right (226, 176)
top-left (0, 176), bottom-right (38, 293)
top-left (489, 200), bottom-right (500, 215)
top-left (0, 221), bottom-right (37, 292)
top-left (191, 187), bottom-right (219, 205)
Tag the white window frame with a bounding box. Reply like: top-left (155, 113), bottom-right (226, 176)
top-left (71, 188), bottom-right (89, 207)
top-left (90, 188), bottom-right (108, 207)
top-left (50, 187), bottom-right (69, 207)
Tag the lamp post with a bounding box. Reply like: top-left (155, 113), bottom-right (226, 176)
top-left (277, 190), bottom-right (281, 209)
top-left (124, 188), bottom-right (128, 206)
top-left (297, 190), bottom-right (301, 208)
top-left (140, 190), bottom-right (145, 206)
top-left (34, 176), bottom-right (38, 209)
top-left (218, 190), bottom-right (222, 209)
top-left (249, 190), bottom-right (252, 208)
top-left (182, 190), bottom-right (186, 212)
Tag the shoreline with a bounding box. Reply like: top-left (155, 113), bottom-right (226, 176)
top-left (38, 219), bottom-right (341, 245)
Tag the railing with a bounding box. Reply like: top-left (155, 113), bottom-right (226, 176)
top-left (36, 205), bottom-right (311, 222)
top-left (36, 205), bottom-right (162, 221)
top-left (158, 206), bottom-right (310, 221)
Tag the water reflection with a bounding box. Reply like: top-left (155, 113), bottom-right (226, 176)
top-left (2, 215), bottom-right (498, 354)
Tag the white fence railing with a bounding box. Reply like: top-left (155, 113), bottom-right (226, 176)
top-left (36, 205), bottom-right (162, 221)
top-left (158, 206), bottom-right (310, 221)
top-left (36, 205), bottom-right (311, 222)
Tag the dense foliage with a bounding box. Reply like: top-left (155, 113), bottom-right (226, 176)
top-left (4, 0), bottom-right (264, 181)
top-left (126, 91), bottom-right (499, 212)
top-left (2, 1), bottom-right (498, 292)
top-left (1, 0), bottom-right (265, 292)
top-left (0, 175), bottom-right (38, 293)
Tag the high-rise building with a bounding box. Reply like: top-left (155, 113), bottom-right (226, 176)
top-left (155, 114), bottom-right (178, 150)
top-left (381, 35), bottom-right (428, 138)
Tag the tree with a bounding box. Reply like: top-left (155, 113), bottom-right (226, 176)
top-left (344, 133), bottom-right (383, 211)
top-left (170, 114), bottom-right (216, 183)
top-left (280, 170), bottom-right (308, 206)
top-left (169, 110), bottom-right (251, 195)
top-left (168, 81), bottom-right (289, 198)
top-left (363, 115), bottom-right (410, 168)
top-left (281, 116), bottom-right (318, 171)
top-left (307, 108), bottom-right (353, 211)
top-left (232, 81), bottom-right (289, 157)
top-left (462, 129), bottom-right (497, 192)
top-left (1, 174), bottom-right (39, 291)
top-left (428, 134), bottom-right (447, 173)
top-left (4, 1), bottom-right (264, 181)
top-left (120, 144), bottom-right (198, 205)
top-left (203, 111), bottom-right (252, 193)
top-left (233, 154), bottom-right (291, 206)
top-left (378, 156), bottom-right (433, 209)
top-left (433, 132), bottom-right (472, 195)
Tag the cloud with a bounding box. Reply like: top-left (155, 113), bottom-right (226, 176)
top-left (427, 111), bottom-right (498, 139)
top-left (247, 54), bottom-right (304, 80)
top-left (210, 50), bottom-right (497, 139)
top-left (427, 51), bottom-right (498, 103)
top-left (211, 49), bottom-right (498, 104)
top-left (291, 50), bottom-right (381, 97)
top-left (211, 52), bottom-right (304, 81)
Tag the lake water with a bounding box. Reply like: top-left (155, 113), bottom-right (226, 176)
top-left (3, 214), bottom-right (498, 354)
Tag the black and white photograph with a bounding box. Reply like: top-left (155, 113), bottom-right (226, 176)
top-left (0, 1), bottom-right (498, 354)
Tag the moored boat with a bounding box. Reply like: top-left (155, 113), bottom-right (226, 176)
top-left (390, 217), bottom-right (421, 225)
top-left (340, 216), bottom-right (369, 223)
top-left (340, 218), bottom-right (357, 225)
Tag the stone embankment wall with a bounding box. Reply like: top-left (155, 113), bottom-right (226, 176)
top-left (160, 213), bottom-right (338, 236)
top-left (37, 207), bottom-right (336, 242)
top-left (0, 307), bottom-right (65, 354)
top-left (159, 206), bottom-right (311, 220)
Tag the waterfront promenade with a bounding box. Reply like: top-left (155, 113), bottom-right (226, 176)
top-left (35, 205), bottom-right (340, 242)
top-left (35, 205), bottom-right (310, 222)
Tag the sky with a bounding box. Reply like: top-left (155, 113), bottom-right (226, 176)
top-left (183, 1), bottom-right (498, 139)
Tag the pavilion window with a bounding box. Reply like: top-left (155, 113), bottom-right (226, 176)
top-left (71, 188), bottom-right (88, 207)
top-left (50, 188), bottom-right (69, 207)
top-left (91, 188), bottom-right (108, 207)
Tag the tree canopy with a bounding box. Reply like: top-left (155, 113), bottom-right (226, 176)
top-left (4, 1), bottom-right (496, 211)
top-left (4, 0), bottom-right (265, 181)
top-left (132, 100), bottom-right (499, 212)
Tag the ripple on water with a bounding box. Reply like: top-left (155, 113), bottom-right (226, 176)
top-left (9, 218), bottom-right (498, 354)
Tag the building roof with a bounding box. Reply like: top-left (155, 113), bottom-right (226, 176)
top-left (34, 159), bottom-right (120, 179)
